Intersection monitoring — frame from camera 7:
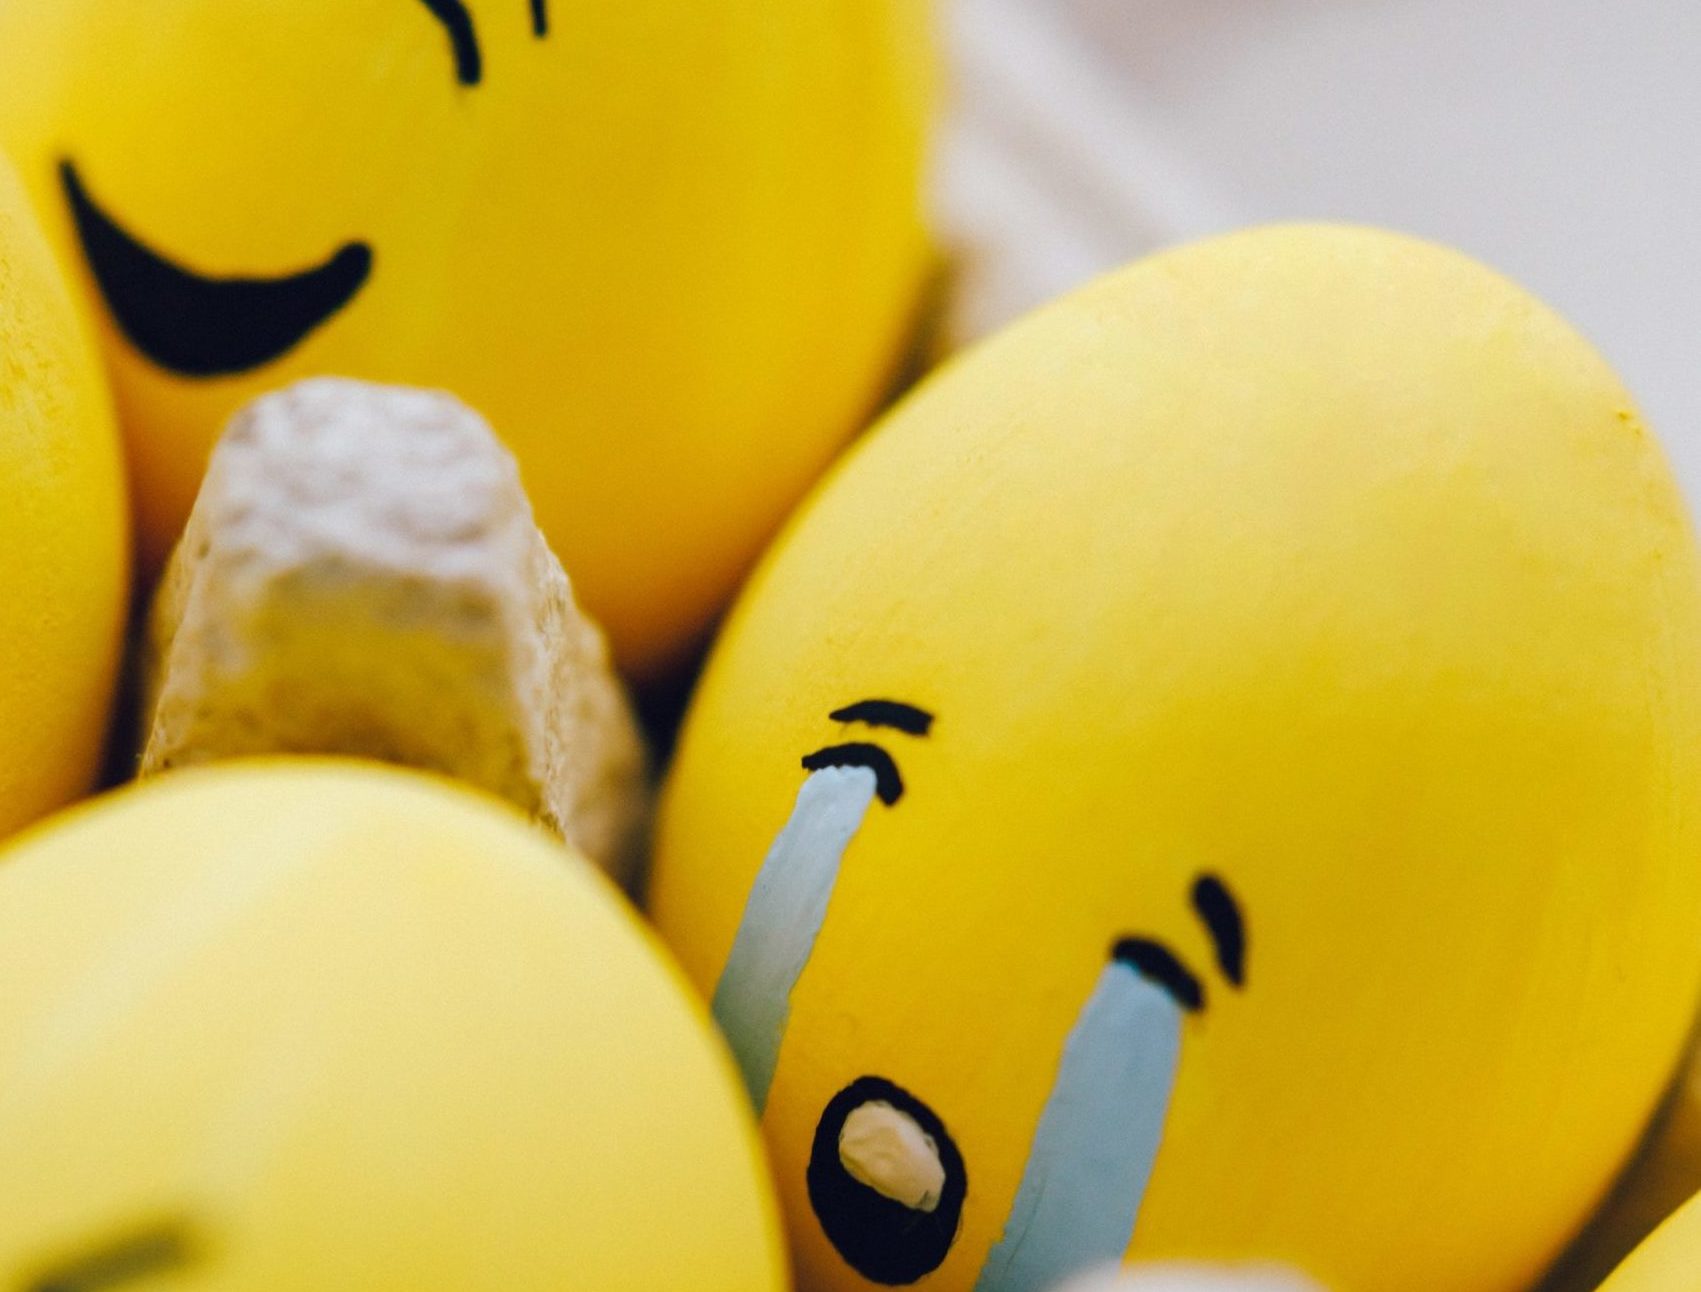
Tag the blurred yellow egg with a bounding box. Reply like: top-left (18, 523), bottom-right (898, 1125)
top-left (0, 0), bottom-right (933, 676)
top-left (649, 226), bottom-right (1701, 1292)
top-left (0, 760), bottom-right (786, 1292)
top-left (0, 148), bottom-right (127, 840)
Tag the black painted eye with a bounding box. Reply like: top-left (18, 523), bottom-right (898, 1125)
top-left (802, 743), bottom-right (907, 806)
top-left (1111, 936), bottom-right (1206, 1012)
top-left (807, 1076), bottom-right (967, 1285)
top-left (417, 0), bottom-right (482, 85)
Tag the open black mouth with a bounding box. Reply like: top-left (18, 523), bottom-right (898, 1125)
top-left (59, 161), bottom-right (373, 379)
top-left (808, 1076), bottom-right (968, 1286)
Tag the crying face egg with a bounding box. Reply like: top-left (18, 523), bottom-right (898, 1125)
top-left (648, 226), bottom-right (1701, 1292)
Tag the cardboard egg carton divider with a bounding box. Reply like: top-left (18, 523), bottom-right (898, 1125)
top-left (137, 378), bottom-right (648, 884)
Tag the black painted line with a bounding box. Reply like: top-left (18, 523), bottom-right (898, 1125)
top-left (29, 1222), bottom-right (196, 1292)
top-left (418, 0), bottom-right (483, 85)
top-left (1111, 937), bottom-right (1205, 1013)
top-left (1191, 874), bottom-right (1247, 988)
top-left (60, 161), bottom-right (373, 379)
top-left (802, 743), bottom-right (905, 806)
top-left (828, 700), bottom-right (935, 737)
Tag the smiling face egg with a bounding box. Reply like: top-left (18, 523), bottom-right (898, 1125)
top-left (0, 761), bottom-right (785, 1291)
top-left (0, 0), bottom-right (931, 676)
top-left (648, 226), bottom-right (1701, 1292)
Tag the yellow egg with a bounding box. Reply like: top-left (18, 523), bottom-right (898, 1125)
top-left (1595, 1190), bottom-right (1701, 1292)
top-left (0, 760), bottom-right (786, 1292)
top-left (648, 226), bottom-right (1701, 1292)
top-left (0, 149), bottom-right (127, 840)
top-left (0, 1), bottom-right (932, 677)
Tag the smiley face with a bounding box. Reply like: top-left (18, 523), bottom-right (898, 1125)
top-left (649, 226), bottom-right (1701, 1291)
top-left (51, 2), bottom-right (542, 379)
top-left (0, 0), bottom-right (932, 675)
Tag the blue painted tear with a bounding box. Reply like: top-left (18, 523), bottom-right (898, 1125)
top-left (711, 766), bottom-right (879, 1113)
top-left (973, 962), bottom-right (1184, 1292)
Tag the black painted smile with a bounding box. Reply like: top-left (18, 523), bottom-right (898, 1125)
top-left (60, 161), bottom-right (373, 379)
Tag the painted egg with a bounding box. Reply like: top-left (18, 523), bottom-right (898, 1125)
top-left (0, 761), bottom-right (785, 1292)
top-left (0, 0), bottom-right (932, 677)
top-left (0, 149), bottom-right (127, 840)
top-left (648, 226), bottom-right (1701, 1292)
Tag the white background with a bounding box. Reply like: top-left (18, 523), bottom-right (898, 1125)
top-left (939, 0), bottom-right (1701, 504)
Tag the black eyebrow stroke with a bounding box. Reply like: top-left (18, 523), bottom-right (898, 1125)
top-left (28, 1221), bottom-right (197, 1292)
top-left (1191, 874), bottom-right (1246, 988)
top-left (1112, 937), bottom-right (1205, 1013)
top-left (803, 743), bottom-right (906, 806)
top-left (531, 0), bottom-right (549, 36)
top-left (417, 0), bottom-right (483, 85)
top-left (828, 700), bottom-right (934, 737)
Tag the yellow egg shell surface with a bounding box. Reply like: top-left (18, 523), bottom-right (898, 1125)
top-left (0, 761), bottom-right (785, 1292)
top-left (0, 150), bottom-right (127, 839)
top-left (0, 0), bottom-right (933, 676)
top-left (649, 226), bottom-right (1701, 1292)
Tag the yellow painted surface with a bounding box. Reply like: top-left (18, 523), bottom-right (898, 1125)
top-left (0, 761), bottom-right (786, 1292)
top-left (0, 0), bottom-right (933, 676)
top-left (650, 226), bottom-right (1701, 1292)
top-left (0, 149), bottom-right (127, 840)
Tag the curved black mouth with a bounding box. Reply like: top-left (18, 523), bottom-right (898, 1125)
top-left (59, 160), bottom-right (373, 378)
top-left (807, 1076), bottom-right (968, 1286)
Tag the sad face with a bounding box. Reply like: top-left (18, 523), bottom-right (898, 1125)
top-left (711, 699), bottom-right (1250, 1292)
top-left (648, 227), bottom-right (1701, 1292)
top-left (0, 0), bottom-right (932, 675)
